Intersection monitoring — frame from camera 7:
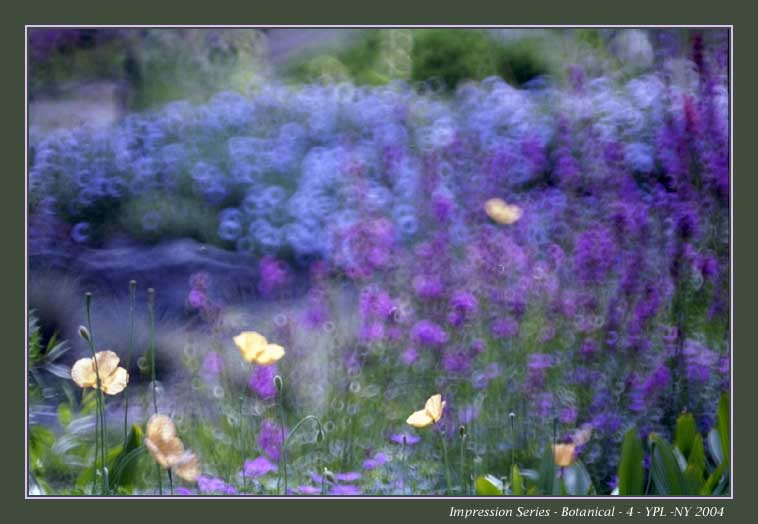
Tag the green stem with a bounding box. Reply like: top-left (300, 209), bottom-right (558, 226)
top-left (239, 395), bottom-right (246, 492)
top-left (510, 413), bottom-right (516, 469)
top-left (168, 469), bottom-right (174, 496)
top-left (85, 293), bottom-right (107, 495)
top-left (402, 437), bottom-right (407, 496)
top-left (436, 423), bottom-right (452, 495)
top-left (276, 390), bottom-right (286, 495)
top-left (123, 280), bottom-right (136, 445)
top-left (645, 442), bottom-right (655, 495)
top-left (147, 288), bottom-right (162, 495)
top-left (460, 435), bottom-right (466, 495)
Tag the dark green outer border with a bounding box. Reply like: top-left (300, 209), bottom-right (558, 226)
top-left (2, 1), bottom-right (753, 523)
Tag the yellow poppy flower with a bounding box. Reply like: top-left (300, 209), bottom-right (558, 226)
top-left (173, 451), bottom-right (201, 482)
top-left (144, 414), bottom-right (185, 469)
top-left (406, 394), bottom-right (446, 428)
top-left (70, 350), bottom-right (129, 395)
top-left (552, 443), bottom-right (576, 467)
top-left (484, 198), bottom-right (523, 225)
top-left (233, 331), bottom-right (285, 365)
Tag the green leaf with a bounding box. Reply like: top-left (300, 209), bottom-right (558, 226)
top-left (563, 461), bottom-right (593, 496)
top-left (701, 464), bottom-right (724, 496)
top-left (717, 393), bottom-right (730, 470)
top-left (57, 403), bottom-right (72, 427)
top-left (511, 464), bottom-right (524, 496)
top-left (688, 434), bottom-right (706, 477)
top-left (618, 428), bottom-right (644, 495)
top-left (538, 444), bottom-right (557, 495)
top-left (475, 474), bottom-right (503, 496)
top-left (109, 424), bottom-right (145, 492)
top-left (708, 428), bottom-right (724, 466)
top-left (683, 464), bottom-right (704, 494)
top-left (649, 434), bottom-right (685, 495)
top-left (675, 413), bottom-right (697, 458)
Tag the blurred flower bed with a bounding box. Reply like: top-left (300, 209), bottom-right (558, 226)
top-left (27, 28), bottom-right (730, 497)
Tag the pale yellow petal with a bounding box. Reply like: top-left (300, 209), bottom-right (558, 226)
top-left (173, 451), bottom-right (200, 482)
top-left (424, 394), bottom-right (445, 422)
top-left (101, 366), bottom-right (129, 395)
top-left (406, 409), bottom-right (434, 428)
top-left (233, 331), bottom-right (268, 362)
top-left (144, 438), bottom-right (168, 468)
top-left (254, 344), bottom-right (285, 365)
top-left (93, 350), bottom-right (120, 377)
top-left (484, 198), bottom-right (522, 225)
top-left (146, 414), bottom-right (177, 443)
top-left (71, 357), bottom-right (97, 388)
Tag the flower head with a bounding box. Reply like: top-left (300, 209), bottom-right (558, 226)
top-left (406, 394), bottom-right (446, 428)
top-left (144, 414), bottom-right (200, 482)
top-left (71, 350), bottom-right (129, 395)
top-left (243, 456), bottom-right (278, 478)
top-left (233, 331), bottom-right (285, 365)
top-left (552, 443), bottom-right (576, 467)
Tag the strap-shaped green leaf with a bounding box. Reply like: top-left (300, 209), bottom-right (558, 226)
top-left (650, 434), bottom-right (685, 495)
top-left (618, 428), bottom-right (644, 495)
top-left (718, 393), bottom-right (730, 470)
top-left (475, 474), bottom-right (503, 496)
top-left (675, 413), bottom-right (697, 458)
top-left (511, 464), bottom-right (524, 496)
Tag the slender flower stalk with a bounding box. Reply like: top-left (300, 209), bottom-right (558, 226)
top-left (274, 375), bottom-right (286, 495)
top-left (436, 422), bottom-right (452, 495)
top-left (147, 288), bottom-right (162, 495)
top-left (459, 425), bottom-right (467, 495)
top-left (123, 280), bottom-right (136, 445)
top-left (402, 435), bottom-right (407, 496)
top-left (84, 292), bottom-right (108, 495)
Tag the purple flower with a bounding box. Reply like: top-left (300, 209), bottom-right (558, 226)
top-left (491, 317), bottom-right (519, 339)
top-left (176, 486), bottom-right (193, 496)
top-left (359, 287), bottom-right (395, 319)
top-left (573, 226), bottom-right (618, 285)
top-left (412, 274), bottom-right (444, 300)
top-left (410, 320), bottom-right (448, 347)
top-left (644, 364), bottom-right (671, 396)
top-left (201, 351), bottom-right (224, 379)
top-left (559, 406), bottom-right (578, 424)
top-left (580, 339), bottom-right (598, 358)
top-left (360, 322), bottom-right (386, 342)
top-left (442, 350), bottom-right (472, 374)
top-left (390, 432), bottom-right (420, 445)
top-left (297, 485), bottom-right (321, 495)
top-left (335, 472), bottom-right (361, 482)
top-left (258, 419), bottom-right (284, 461)
top-left (400, 347), bottom-right (419, 366)
top-left (248, 364), bottom-right (277, 399)
top-left (362, 452), bottom-right (390, 470)
top-left (450, 290), bottom-right (478, 315)
top-left (528, 353), bottom-right (554, 371)
top-left (683, 340), bottom-right (718, 382)
top-left (458, 404), bottom-right (479, 425)
top-left (197, 475), bottom-right (234, 494)
top-left (243, 456), bottom-right (278, 478)
top-left (258, 256), bottom-right (291, 297)
top-left (534, 392), bottom-right (554, 418)
top-left (188, 288), bottom-right (208, 310)
top-left (330, 484), bottom-right (362, 496)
